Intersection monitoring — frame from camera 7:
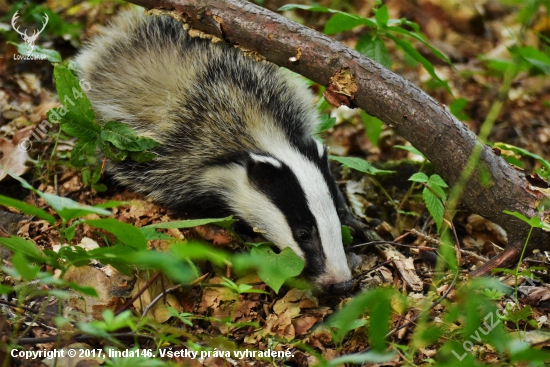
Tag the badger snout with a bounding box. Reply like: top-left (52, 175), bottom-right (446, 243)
top-left (312, 261), bottom-right (354, 294)
top-left (325, 278), bottom-right (357, 295)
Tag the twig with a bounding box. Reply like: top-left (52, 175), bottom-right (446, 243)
top-left (351, 259), bottom-right (394, 281)
top-left (410, 228), bottom-right (489, 262)
top-left (0, 299), bottom-right (58, 317)
top-left (385, 223), bottom-right (463, 338)
top-left (115, 272), bottom-right (161, 315)
top-left (142, 273), bottom-right (209, 317)
top-left (347, 240), bottom-right (435, 252)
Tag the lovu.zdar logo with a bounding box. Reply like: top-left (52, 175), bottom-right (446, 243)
top-left (11, 10), bottom-right (49, 55)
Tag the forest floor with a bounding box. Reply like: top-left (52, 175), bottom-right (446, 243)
top-left (0, 0), bottom-right (550, 365)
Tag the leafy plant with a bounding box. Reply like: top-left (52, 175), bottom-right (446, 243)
top-left (279, 1), bottom-right (453, 93)
top-left (220, 277), bottom-right (268, 295)
top-left (449, 98), bottom-right (471, 121)
top-left (360, 110), bottom-right (384, 146)
top-left (1, 2), bottom-right (82, 44)
top-left (315, 114), bottom-right (337, 134)
top-left (494, 142), bottom-right (550, 180)
top-left (409, 172), bottom-right (449, 232)
top-left (500, 210), bottom-right (550, 304)
top-left (234, 245), bottom-right (305, 293)
top-left (330, 155), bottom-right (395, 175)
top-left (0, 176), bottom-right (305, 293)
top-left (48, 64), bottom-right (161, 168)
top-left (482, 45), bottom-right (550, 77)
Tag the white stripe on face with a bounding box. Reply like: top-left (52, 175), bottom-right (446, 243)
top-left (202, 163), bottom-right (304, 259)
top-left (256, 131), bottom-right (351, 285)
top-left (249, 152), bottom-right (283, 168)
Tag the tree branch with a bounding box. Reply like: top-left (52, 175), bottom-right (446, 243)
top-left (124, 0), bottom-right (550, 271)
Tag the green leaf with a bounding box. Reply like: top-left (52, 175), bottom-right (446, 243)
top-left (127, 250), bottom-right (197, 283)
top-left (0, 285), bottom-right (13, 295)
top-left (92, 183), bottom-right (107, 192)
top-left (247, 246), bottom-right (305, 293)
top-left (449, 98), bottom-right (470, 120)
top-left (12, 252), bottom-right (40, 280)
top-left (356, 35), bottom-right (392, 69)
top-left (494, 143), bottom-right (550, 171)
top-left (93, 201), bottom-right (129, 209)
top-left (481, 57), bottom-right (522, 74)
top-left (369, 293), bottom-right (393, 351)
top-left (341, 225), bottom-right (353, 246)
top-left (140, 227), bottom-right (174, 241)
top-left (513, 46), bottom-right (550, 75)
top-left (99, 140), bottom-right (128, 161)
top-left (220, 277), bottom-right (268, 294)
top-left (0, 236), bottom-right (47, 262)
top-left (386, 27), bottom-right (452, 65)
top-left (408, 172), bottom-right (429, 183)
top-left (374, 5), bottom-right (389, 27)
top-left (315, 114), bottom-right (336, 134)
top-left (278, 4), bottom-right (334, 12)
top-left (0, 195), bottom-right (55, 224)
top-left (5, 171), bottom-right (35, 191)
top-left (85, 219), bottom-right (147, 250)
top-left (503, 210), bottom-right (550, 231)
top-left (40, 193), bottom-right (111, 222)
top-left (360, 111), bottom-right (384, 146)
top-left (128, 151), bottom-right (157, 163)
top-left (329, 156), bottom-right (395, 175)
top-left (428, 183), bottom-right (447, 201)
top-left (278, 4), bottom-right (375, 28)
top-left (324, 13), bottom-right (371, 34)
top-left (144, 216), bottom-right (238, 230)
top-left (326, 288), bottom-right (396, 343)
top-left (423, 188), bottom-right (444, 232)
top-left (70, 139), bottom-right (96, 167)
top-left (49, 64), bottom-right (99, 140)
top-left (387, 35), bottom-right (451, 94)
top-left (327, 351), bottom-right (398, 366)
top-left (394, 144), bottom-right (424, 157)
top-left (7, 42), bottom-right (62, 62)
top-left (82, 167), bottom-right (91, 185)
top-left (65, 223), bottom-right (77, 242)
top-left (428, 174), bottom-right (449, 188)
top-left (99, 122), bottom-right (139, 150)
top-left (438, 232), bottom-right (458, 271)
top-left (170, 242), bottom-right (230, 267)
top-left (130, 136), bottom-right (161, 152)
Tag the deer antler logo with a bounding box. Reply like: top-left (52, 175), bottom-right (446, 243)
top-left (11, 11), bottom-right (49, 54)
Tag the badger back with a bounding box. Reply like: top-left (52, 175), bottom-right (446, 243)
top-left (75, 11), bottom-right (351, 287)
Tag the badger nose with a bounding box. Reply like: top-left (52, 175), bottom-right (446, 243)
top-left (324, 278), bottom-right (356, 295)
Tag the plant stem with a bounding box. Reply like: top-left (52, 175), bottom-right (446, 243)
top-left (514, 226), bottom-right (533, 305)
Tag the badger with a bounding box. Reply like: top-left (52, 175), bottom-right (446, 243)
top-left (75, 10), bottom-right (362, 290)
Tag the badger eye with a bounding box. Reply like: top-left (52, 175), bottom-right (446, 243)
top-left (297, 229), bottom-right (311, 241)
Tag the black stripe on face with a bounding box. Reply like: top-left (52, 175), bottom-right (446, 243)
top-left (298, 139), bottom-right (340, 211)
top-left (246, 154), bottom-right (327, 278)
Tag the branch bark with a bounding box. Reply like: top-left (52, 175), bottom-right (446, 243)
top-left (125, 0), bottom-right (550, 271)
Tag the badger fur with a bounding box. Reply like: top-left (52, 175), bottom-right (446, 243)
top-left (75, 10), bottom-right (354, 289)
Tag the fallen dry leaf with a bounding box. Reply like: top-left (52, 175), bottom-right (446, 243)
top-left (0, 137), bottom-right (30, 181)
top-left (63, 266), bottom-right (122, 320)
top-left (132, 271), bottom-right (183, 322)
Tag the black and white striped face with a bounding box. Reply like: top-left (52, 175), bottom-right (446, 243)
top-left (241, 139), bottom-right (351, 288)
